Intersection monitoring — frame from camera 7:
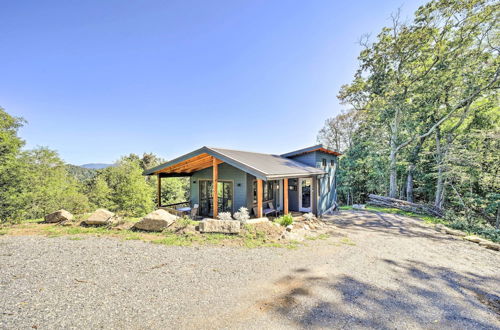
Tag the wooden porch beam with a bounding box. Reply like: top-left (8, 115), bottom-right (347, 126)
top-left (257, 179), bottom-right (263, 218)
top-left (283, 178), bottom-right (289, 215)
top-left (212, 157), bottom-right (218, 218)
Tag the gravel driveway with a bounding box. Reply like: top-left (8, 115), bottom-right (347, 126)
top-left (1, 211), bottom-right (499, 329)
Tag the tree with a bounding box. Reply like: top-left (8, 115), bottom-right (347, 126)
top-left (317, 109), bottom-right (361, 153)
top-left (101, 157), bottom-right (155, 216)
top-left (20, 147), bottom-right (90, 219)
top-left (339, 0), bottom-right (499, 199)
top-left (0, 107), bottom-right (26, 222)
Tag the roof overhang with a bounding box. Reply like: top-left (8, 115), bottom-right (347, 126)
top-left (281, 144), bottom-right (342, 158)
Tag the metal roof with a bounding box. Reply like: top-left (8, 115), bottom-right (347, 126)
top-left (143, 146), bottom-right (326, 180)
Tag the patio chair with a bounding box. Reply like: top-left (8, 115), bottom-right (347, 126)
top-left (190, 204), bottom-right (199, 220)
top-left (263, 202), bottom-right (278, 217)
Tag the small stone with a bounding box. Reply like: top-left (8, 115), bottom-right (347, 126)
top-left (44, 210), bottom-right (73, 223)
top-left (286, 225), bottom-right (293, 232)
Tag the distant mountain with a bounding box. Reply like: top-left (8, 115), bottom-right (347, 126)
top-left (66, 164), bottom-right (97, 182)
top-left (81, 163), bottom-right (113, 169)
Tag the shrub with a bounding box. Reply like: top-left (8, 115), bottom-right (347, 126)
top-left (217, 212), bottom-right (233, 221)
top-left (277, 214), bottom-right (293, 227)
top-left (233, 207), bottom-right (250, 222)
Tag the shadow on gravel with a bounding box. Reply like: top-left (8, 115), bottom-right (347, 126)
top-left (261, 260), bottom-right (500, 329)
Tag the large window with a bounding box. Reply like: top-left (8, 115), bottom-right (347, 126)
top-left (199, 180), bottom-right (233, 216)
top-left (253, 180), bottom-right (280, 206)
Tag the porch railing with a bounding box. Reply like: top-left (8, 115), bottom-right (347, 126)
top-left (159, 201), bottom-right (190, 217)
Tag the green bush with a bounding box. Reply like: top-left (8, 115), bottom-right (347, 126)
top-left (277, 214), bottom-right (293, 227)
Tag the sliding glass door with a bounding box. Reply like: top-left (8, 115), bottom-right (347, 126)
top-left (199, 180), bottom-right (233, 216)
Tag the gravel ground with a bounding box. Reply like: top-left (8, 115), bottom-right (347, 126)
top-left (1, 210), bottom-right (499, 329)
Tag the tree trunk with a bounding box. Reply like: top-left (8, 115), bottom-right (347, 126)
top-left (389, 141), bottom-right (398, 198)
top-left (434, 127), bottom-right (444, 209)
top-left (496, 206), bottom-right (499, 230)
top-left (406, 137), bottom-right (425, 203)
top-left (406, 164), bottom-right (415, 203)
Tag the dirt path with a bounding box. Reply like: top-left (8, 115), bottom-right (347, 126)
top-left (1, 211), bottom-right (499, 329)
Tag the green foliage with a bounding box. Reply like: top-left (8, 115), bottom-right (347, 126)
top-left (99, 157), bottom-right (155, 217)
top-left (0, 107), bottom-right (26, 222)
top-left (276, 214), bottom-right (294, 227)
top-left (20, 147), bottom-right (91, 218)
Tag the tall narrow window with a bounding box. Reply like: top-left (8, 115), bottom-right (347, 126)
top-left (330, 159), bottom-right (334, 166)
top-left (322, 159), bottom-right (327, 167)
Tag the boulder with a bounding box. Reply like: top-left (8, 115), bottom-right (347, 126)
top-left (83, 209), bottom-right (115, 226)
top-left (198, 219), bottom-right (240, 234)
top-left (478, 240), bottom-right (500, 251)
top-left (133, 209), bottom-right (178, 232)
top-left (44, 209), bottom-right (73, 223)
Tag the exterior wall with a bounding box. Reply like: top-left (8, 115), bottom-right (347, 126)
top-left (189, 163), bottom-right (248, 213)
top-left (287, 151), bottom-right (338, 215)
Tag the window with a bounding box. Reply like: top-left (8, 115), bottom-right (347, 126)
top-left (322, 159), bottom-right (326, 167)
top-left (331, 159), bottom-right (334, 166)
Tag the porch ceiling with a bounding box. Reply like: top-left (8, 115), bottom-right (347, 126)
top-left (157, 153), bottom-right (223, 175)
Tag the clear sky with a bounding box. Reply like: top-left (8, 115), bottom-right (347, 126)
top-left (1, 0), bottom-right (426, 165)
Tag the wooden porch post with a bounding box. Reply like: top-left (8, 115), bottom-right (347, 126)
top-left (257, 179), bottom-right (263, 218)
top-left (212, 157), bottom-right (218, 218)
top-left (283, 178), bottom-right (289, 215)
top-left (157, 173), bottom-right (161, 207)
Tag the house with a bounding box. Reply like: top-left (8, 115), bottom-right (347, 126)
top-left (143, 144), bottom-right (341, 218)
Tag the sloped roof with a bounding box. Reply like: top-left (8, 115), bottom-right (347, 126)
top-left (143, 146), bottom-right (325, 180)
top-left (281, 144), bottom-right (342, 158)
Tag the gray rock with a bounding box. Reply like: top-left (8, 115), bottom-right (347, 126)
top-left (286, 225), bottom-right (293, 232)
top-left (44, 209), bottom-right (73, 223)
top-left (133, 209), bottom-right (178, 232)
top-left (198, 219), bottom-right (240, 234)
top-left (83, 209), bottom-right (115, 226)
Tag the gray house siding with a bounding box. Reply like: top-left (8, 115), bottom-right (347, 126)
top-left (189, 163), bottom-right (248, 213)
top-left (315, 153), bottom-right (338, 215)
top-left (187, 150), bottom-right (338, 216)
top-left (286, 151), bottom-right (338, 215)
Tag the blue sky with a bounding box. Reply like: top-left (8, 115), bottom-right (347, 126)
top-left (1, 0), bottom-right (426, 165)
